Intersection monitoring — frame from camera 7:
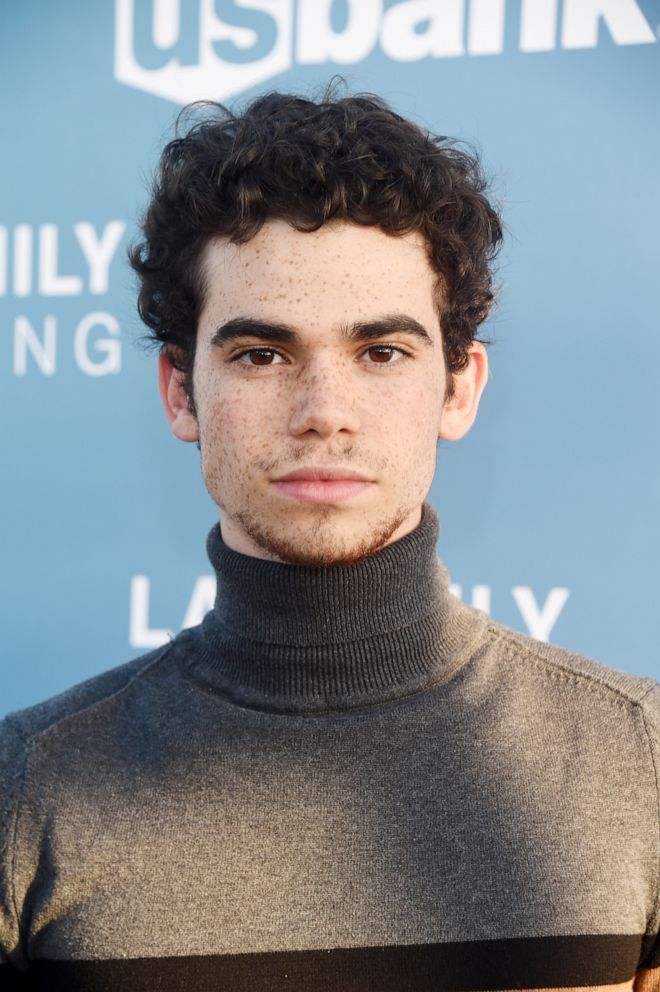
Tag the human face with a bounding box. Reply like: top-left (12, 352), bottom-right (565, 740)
top-left (169, 221), bottom-right (462, 565)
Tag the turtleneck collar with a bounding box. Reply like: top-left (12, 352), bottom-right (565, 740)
top-left (188, 502), bottom-right (486, 714)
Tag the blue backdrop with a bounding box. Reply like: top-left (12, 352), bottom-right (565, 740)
top-left (2, 0), bottom-right (659, 718)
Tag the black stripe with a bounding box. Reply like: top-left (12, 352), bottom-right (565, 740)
top-left (26, 934), bottom-right (648, 991)
top-left (0, 962), bottom-right (34, 990)
top-left (640, 932), bottom-right (660, 969)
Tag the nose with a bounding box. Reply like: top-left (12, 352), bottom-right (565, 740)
top-left (288, 359), bottom-right (361, 440)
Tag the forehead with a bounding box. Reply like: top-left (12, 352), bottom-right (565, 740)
top-left (199, 220), bottom-right (441, 334)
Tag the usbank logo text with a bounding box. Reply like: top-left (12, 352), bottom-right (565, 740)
top-left (115, 0), bottom-right (657, 105)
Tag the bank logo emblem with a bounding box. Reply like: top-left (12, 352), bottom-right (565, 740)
top-left (114, 0), bottom-right (657, 106)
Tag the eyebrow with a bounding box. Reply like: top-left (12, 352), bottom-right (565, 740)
top-left (209, 314), bottom-right (434, 349)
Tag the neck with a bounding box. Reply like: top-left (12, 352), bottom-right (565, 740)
top-left (189, 502), bottom-right (486, 714)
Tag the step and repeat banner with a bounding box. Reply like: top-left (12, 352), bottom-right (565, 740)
top-left (1, 0), bottom-right (659, 717)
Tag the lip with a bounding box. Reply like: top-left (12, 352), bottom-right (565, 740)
top-left (272, 466), bottom-right (373, 482)
top-left (271, 466), bottom-right (376, 504)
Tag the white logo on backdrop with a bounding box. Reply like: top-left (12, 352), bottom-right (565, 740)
top-left (128, 573), bottom-right (571, 647)
top-left (115, 0), bottom-right (657, 105)
top-left (0, 222), bottom-right (127, 377)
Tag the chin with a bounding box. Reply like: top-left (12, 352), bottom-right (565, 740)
top-left (235, 505), bottom-right (412, 567)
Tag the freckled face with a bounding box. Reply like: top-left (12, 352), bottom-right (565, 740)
top-left (192, 220), bottom-right (448, 566)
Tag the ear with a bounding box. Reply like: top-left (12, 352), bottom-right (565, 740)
top-left (438, 341), bottom-right (489, 441)
top-left (158, 350), bottom-right (199, 443)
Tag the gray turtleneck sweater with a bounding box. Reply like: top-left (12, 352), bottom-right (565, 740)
top-left (1, 504), bottom-right (659, 991)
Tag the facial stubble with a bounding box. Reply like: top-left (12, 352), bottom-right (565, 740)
top-left (231, 502), bottom-right (412, 566)
top-left (198, 428), bottom-right (423, 567)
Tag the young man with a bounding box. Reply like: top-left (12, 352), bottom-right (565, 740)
top-left (1, 92), bottom-right (658, 992)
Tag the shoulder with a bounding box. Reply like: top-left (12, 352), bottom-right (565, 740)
top-left (0, 642), bottom-right (175, 760)
top-left (471, 619), bottom-right (660, 810)
top-left (481, 616), bottom-right (657, 712)
top-left (0, 641), bottom-right (187, 862)
top-left (483, 617), bottom-right (656, 705)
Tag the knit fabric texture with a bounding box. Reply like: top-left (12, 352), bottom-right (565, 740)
top-left (1, 502), bottom-right (659, 991)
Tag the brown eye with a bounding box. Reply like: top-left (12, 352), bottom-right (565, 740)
top-left (364, 346), bottom-right (404, 364)
top-left (238, 349), bottom-right (284, 366)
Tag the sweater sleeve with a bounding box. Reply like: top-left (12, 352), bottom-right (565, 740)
top-left (638, 684), bottom-right (660, 970)
top-left (0, 716), bottom-right (29, 978)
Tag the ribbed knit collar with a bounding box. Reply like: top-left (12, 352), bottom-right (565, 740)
top-left (189, 502), bottom-right (486, 714)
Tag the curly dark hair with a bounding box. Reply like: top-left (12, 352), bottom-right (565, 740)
top-left (129, 88), bottom-right (503, 407)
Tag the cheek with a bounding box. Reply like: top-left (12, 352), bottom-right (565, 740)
top-left (198, 387), bottom-right (272, 469)
top-left (385, 378), bottom-right (442, 441)
top-left (384, 383), bottom-right (443, 478)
